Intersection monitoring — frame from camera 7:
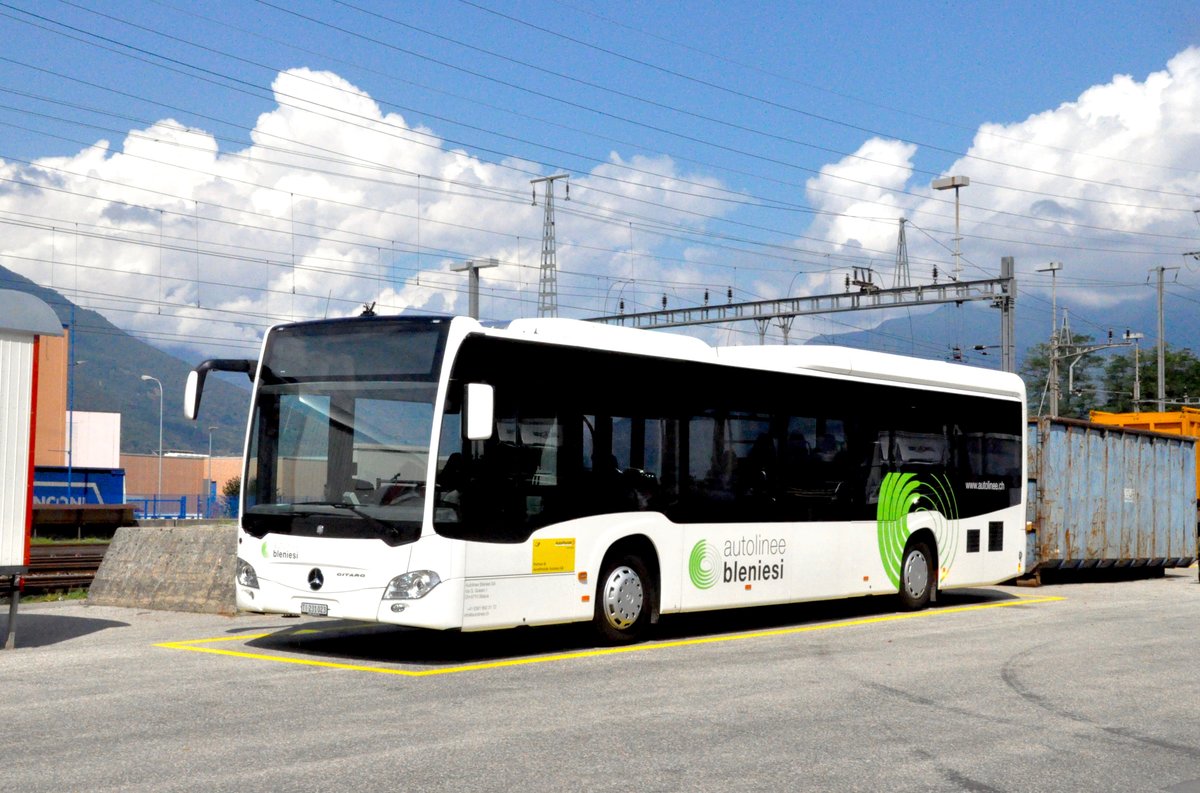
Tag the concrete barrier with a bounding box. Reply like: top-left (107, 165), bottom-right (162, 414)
top-left (88, 524), bottom-right (237, 615)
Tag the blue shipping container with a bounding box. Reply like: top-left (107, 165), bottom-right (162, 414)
top-left (33, 467), bottom-right (126, 506)
top-left (1027, 418), bottom-right (1197, 570)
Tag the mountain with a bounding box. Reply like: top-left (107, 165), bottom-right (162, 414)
top-left (7, 259), bottom-right (1197, 456)
top-left (805, 295), bottom-right (1200, 373)
top-left (0, 265), bottom-right (251, 456)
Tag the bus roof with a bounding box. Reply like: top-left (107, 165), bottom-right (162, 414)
top-left (495, 317), bottom-right (1024, 400)
top-left (714, 344), bottom-right (1025, 399)
top-left (504, 317), bottom-right (712, 360)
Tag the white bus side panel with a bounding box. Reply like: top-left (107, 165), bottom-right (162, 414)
top-left (678, 522), bottom-right (876, 612)
top-left (678, 507), bottom-right (1026, 612)
top-left (455, 505), bottom-right (1025, 630)
top-left (936, 504), bottom-right (1027, 588)
top-left (460, 514), bottom-right (686, 631)
top-left (462, 534), bottom-right (588, 630)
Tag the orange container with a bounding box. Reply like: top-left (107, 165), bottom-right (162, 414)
top-left (1090, 408), bottom-right (1200, 496)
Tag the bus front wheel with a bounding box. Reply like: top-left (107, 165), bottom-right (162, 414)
top-left (594, 554), bottom-right (652, 644)
top-left (898, 541), bottom-right (934, 611)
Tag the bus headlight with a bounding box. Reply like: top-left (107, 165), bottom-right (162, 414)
top-left (236, 558), bottom-right (260, 589)
top-left (383, 570), bottom-right (441, 600)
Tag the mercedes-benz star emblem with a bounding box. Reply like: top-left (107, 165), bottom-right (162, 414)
top-left (307, 568), bottom-right (324, 591)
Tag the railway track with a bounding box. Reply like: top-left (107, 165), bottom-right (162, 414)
top-left (24, 543), bottom-right (108, 594)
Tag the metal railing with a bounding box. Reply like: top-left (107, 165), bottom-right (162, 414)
top-left (127, 494), bottom-right (236, 520)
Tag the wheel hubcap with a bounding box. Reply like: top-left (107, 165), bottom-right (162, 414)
top-left (903, 550), bottom-right (929, 599)
top-left (602, 566), bottom-right (644, 630)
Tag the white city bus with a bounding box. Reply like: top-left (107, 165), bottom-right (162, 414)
top-left (186, 315), bottom-right (1026, 643)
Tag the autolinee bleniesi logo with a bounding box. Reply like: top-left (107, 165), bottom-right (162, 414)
top-left (689, 535), bottom-right (787, 589)
top-left (261, 541), bottom-right (298, 561)
top-left (875, 472), bottom-right (959, 588)
top-left (688, 540), bottom-right (720, 589)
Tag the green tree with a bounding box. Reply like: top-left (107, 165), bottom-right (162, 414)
top-left (1099, 346), bottom-right (1200, 413)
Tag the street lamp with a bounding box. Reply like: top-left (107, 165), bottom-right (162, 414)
top-left (931, 175), bottom-right (969, 280)
top-left (67, 357), bottom-right (85, 504)
top-left (208, 426), bottom-right (217, 518)
top-left (140, 374), bottom-right (163, 516)
top-left (1124, 331), bottom-right (1145, 411)
top-left (451, 258), bottom-right (498, 319)
top-left (207, 426), bottom-right (217, 480)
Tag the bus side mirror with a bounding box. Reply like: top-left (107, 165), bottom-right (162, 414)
top-left (184, 358), bottom-right (258, 420)
top-left (184, 369), bottom-right (204, 420)
top-left (464, 383), bottom-right (494, 440)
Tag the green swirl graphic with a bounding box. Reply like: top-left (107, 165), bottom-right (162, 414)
top-left (688, 540), bottom-right (720, 589)
top-left (876, 472), bottom-right (959, 588)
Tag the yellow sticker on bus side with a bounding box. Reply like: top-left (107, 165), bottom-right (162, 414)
top-left (532, 538), bottom-right (575, 574)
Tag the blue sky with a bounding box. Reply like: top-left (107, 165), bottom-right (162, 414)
top-left (1, 0), bottom-right (1198, 360)
top-left (5, 2), bottom-right (1192, 170)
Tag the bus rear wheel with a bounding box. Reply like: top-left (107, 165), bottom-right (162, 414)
top-left (898, 540), bottom-right (934, 611)
top-left (594, 554), bottom-right (652, 644)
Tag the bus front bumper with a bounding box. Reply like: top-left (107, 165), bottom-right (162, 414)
top-left (236, 573), bottom-right (463, 630)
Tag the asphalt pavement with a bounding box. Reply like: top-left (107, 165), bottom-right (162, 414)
top-left (2, 570), bottom-right (1198, 792)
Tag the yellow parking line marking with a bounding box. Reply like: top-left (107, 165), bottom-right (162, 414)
top-left (156, 595), bottom-right (1065, 677)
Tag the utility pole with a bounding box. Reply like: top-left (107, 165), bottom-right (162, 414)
top-left (1037, 262), bottom-right (1063, 416)
top-left (993, 257), bottom-right (1016, 373)
top-left (531, 174), bottom-right (569, 318)
top-left (452, 258), bottom-right (498, 320)
top-left (1047, 313), bottom-right (1134, 417)
top-left (1151, 265), bottom-right (1179, 411)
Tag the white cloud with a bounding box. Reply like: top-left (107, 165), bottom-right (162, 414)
top-left (804, 138), bottom-right (918, 264)
top-left (790, 47), bottom-right (1200, 346)
top-left (3, 49), bottom-right (1200, 358)
top-left (924, 47), bottom-right (1200, 305)
top-left (0, 68), bottom-right (737, 357)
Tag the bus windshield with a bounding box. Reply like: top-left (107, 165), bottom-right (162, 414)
top-left (242, 318), bottom-right (450, 546)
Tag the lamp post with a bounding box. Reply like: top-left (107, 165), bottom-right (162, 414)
top-left (1124, 331), bottom-right (1144, 411)
top-left (931, 175), bottom-right (969, 280)
top-left (140, 374), bottom-right (163, 516)
top-left (451, 258), bottom-right (498, 319)
top-left (208, 425), bottom-right (217, 518)
top-left (67, 306), bottom-right (75, 504)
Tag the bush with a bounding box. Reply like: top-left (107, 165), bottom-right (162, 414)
top-left (219, 475), bottom-right (241, 518)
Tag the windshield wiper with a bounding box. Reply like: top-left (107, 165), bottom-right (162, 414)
top-left (286, 501), bottom-right (409, 540)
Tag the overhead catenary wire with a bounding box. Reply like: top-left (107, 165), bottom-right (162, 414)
top-left (325, 0), bottom-right (1200, 203)
top-left (6, 0), bottom-right (1198, 226)
top-left (0, 0), bottom-right (1192, 358)
top-left (0, 0), bottom-right (1190, 307)
top-left (536, 0), bottom-right (1200, 178)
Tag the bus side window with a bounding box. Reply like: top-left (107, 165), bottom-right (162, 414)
top-left (685, 414), bottom-right (733, 512)
top-left (585, 415), bottom-right (669, 513)
top-left (778, 415), bottom-right (852, 520)
top-left (581, 415), bottom-right (595, 473)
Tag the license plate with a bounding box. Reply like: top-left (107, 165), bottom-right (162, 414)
top-left (300, 602), bottom-right (329, 617)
